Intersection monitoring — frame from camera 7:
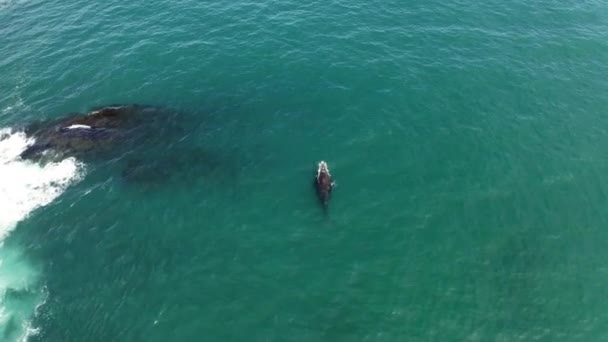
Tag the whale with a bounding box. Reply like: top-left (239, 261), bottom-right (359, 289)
top-left (16, 103), bottom-right (236, 188)
top-left (19, 104), bottom-right (169, 161)
top-left (314, 160), bottom-right (334, 212)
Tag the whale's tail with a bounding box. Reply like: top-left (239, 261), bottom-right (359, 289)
top-left (321, 200), bottom-right (329, 218)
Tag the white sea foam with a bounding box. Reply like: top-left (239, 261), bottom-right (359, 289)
top-left (0, 128), bottom-right (84, 235)
top-left (0, 127), bottom-right (85, 341)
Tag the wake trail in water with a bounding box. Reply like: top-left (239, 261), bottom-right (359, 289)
top-left (0, 127), bottom-right (85, 341)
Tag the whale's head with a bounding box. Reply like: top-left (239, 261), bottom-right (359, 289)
top-left (317, 161), bottom-right (330, 178)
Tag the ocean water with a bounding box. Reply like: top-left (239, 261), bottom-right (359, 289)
top-left (1, 0), bottom-right (608, 340)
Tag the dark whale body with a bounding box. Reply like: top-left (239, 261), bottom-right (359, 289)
top-left (314, 161), bottom-right (334, 212)
top-left (18, 103), bottom-right (236, 188)
top-left (20, 104), bottom-right (168, 161)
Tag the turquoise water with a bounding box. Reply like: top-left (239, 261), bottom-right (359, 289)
top-left (1, 0), bottom-right (608, 340)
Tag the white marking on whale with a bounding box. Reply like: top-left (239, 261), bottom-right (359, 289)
top-left (317, 160), bottom-right (331, 179)
top-left (64, 124), bottom-right (92, 130)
